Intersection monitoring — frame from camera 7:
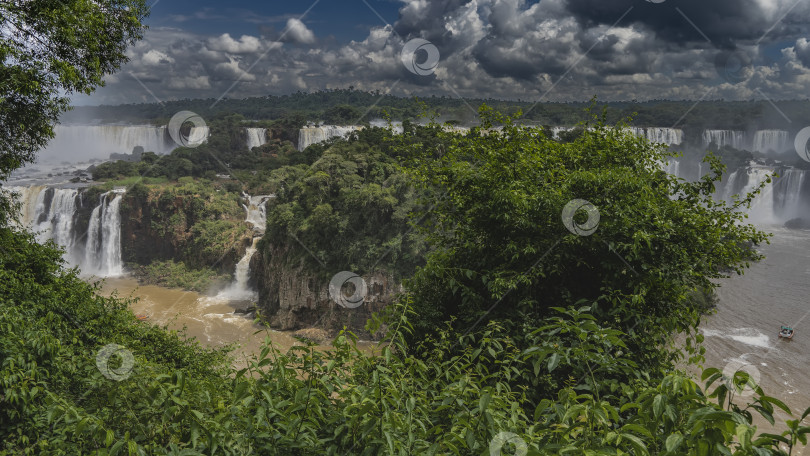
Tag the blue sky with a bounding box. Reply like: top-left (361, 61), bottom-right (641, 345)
top-left (75, 0), bottom-right (810, 106)
top-left (146, 0), bottom-right (402, 42)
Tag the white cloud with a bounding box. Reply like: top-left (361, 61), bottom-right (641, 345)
top-left (141, 49), bottom-right (175, 66)
top-left (213, 58), bottom-right (256, 81)
top-left (283, 18), bottom-right (315, 44)
top-left (207, 34), bottom-right (262, 54)
top-left (74, 1), bottom-right (810, 106)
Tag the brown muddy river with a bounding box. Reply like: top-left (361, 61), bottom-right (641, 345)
top-left (698, 227), bottom-right (810, 449)
top-left (98, 277), bottom-right (375, 368)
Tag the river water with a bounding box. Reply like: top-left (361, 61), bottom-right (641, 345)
top-left (98, 277), bottom-right (372, 369)
top-left (699, 227), bottom-right (810, 444)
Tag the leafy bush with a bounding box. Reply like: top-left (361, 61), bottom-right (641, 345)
top-left (128, 259), bottom-right (231, 293)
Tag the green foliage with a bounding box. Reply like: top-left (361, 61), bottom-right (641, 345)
top-left (402, 107), bottom-right (769, 382)
top-left (1, 104), bottom-right (805, 455)
top-left (61, 89), bottom-right (810, 134)
top-left (0, 226), bottom-right (231, 454)
top-left (119, 179), bottom-right (250, 279)
top-left (262, 129), bottom-right (425, 279)
top-left (0, 0), bottom-right (147, 182)
top-left (129, 259), bottom-right (230, 293)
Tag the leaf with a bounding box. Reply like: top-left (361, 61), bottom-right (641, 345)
top-left (760, 395), bottom-right (791, 414)
top-left (622, 424), bottom-right (653, 439)
top-left (479, 392), bottom-right (491, 412)
top-left (620, 433), bottom-right (649, 455)
top-left (665, 433), bottom-right (684, 452)
top-left (653, 394), bottom-right (664, 419)
top-left (547, 353), bottom-right (560, 372)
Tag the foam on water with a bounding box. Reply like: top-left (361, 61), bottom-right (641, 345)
top-left (701, 327), bottom-right (773, 349)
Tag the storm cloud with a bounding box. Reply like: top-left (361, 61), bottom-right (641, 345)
top-left (76, 0), bottom-right (810, 106)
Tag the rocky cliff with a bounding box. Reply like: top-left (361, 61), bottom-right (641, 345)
top-left (251, 242), bottom-right (402, 339)
top-left (119, 184), bottom-right (253, 274)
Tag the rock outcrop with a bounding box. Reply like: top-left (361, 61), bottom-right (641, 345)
top-left (251, 242), bottom-right (401, 339)
top-left (119, 190), bottom-right (251, 273)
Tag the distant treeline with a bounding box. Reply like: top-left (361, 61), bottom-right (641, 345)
top-left (64, 88), bottom-right (810, 132)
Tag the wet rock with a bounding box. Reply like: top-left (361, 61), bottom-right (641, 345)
top-left (293, 328), bottom-right (331, 344)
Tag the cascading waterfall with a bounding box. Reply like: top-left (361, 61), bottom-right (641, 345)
top-left (752, 130), bottom-right (789, 153)
top-left (6, 185), bottom-right (124, 276)
top-left (703, 130), bottom-right (747, 150)
top-left (185, 127), bottom-right (210, 146)
top-left (38, 125), bottom-right (175, 163)
top-left (298, 125), bottom-right (363, 151)
top-left (86, 193), bottom-right (123, 277)
top-left (246, 128), bottom-right (268, 149)
top-left (740, 166), bottom-right (777, 222)
top-left (545, 126), bottom-right (571, 139)
top-left (719, 171), bottom-right (741, 201)
top-left (773, 169), bottom-right (807, 221)
top-left (664, 160), bottom-right (680, 176)
top-left (216, 238), bottom-right (261, 301)
top-left (628, 127), bottom-right (683, 145)
top-left (645, 127), bottom-right (683, 145)
top-left (215, 193), bottom-right (273, 301)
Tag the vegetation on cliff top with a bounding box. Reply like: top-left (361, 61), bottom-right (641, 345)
top-left (261, 125), bottom-right (427, 281)
top-left (118, 178), bottom-right (251, 292)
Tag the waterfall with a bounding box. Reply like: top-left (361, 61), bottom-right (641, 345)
top-left (246, 128), bottom-right (268, 149)
top-left (550, 126), bottom-right (571, 139)
top-left (215, 193), bottom-right (273, 301)
top-left (752, 130), bottom-right (789, 153)
top-left (81, 190), bottom-right (125, 276)
top-left (664, 160), bottom-right (680, 176)
top-left (628, 127), bottom-right (683, 145)
top-left (719, 171), bottom-right (740, 201)
top-left (215, 238), bottom-right (261, 301)
top-left (187, 126), bottom-right (210, 146)
top-left (23, 188), bottom-right (81, 262)
top-left (740, 166), bottom-right (777, 222)
top-left (773, 168), bottom-right (807, 221)
top-left (38, 125), bottom-right (175, 163)
top-left (6, 186), bottom-right (124, 276)
top-left (646, 127), bottom-right (683, 145)
top-left (241, 193), bottom-right (272, 233)
top-left (298, 125), bottom-right (362, 151)
top-left (703, 130), bottom-right (747, 150)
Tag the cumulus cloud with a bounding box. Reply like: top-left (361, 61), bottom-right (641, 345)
top-left (141, 49), bottom-right (174, 66)
top-left (282, 18), bottom-right (316, 44)
top-left (74, 0), bottom-right (810, 106)
top-left (207, 34), bottom-right (263, 53)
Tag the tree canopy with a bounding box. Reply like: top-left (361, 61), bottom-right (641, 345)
top-left (0, 0), bottom-right (148, 181)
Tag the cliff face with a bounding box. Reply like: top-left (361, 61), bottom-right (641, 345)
top-left (119, 189), bottom-right (252, 273)
top-left (251, 242), bottom-right (401, 339)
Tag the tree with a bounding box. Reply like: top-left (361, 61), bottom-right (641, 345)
top-left (402, 106), bottom-right (769, 377)
top-left (0, 0), bottom-right (148, 184)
